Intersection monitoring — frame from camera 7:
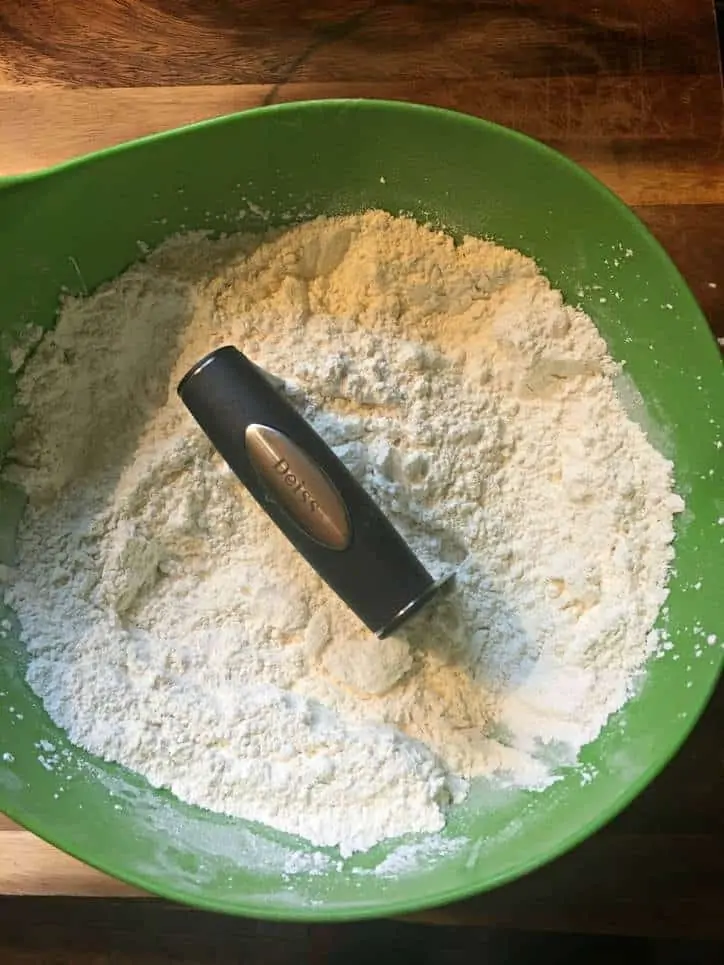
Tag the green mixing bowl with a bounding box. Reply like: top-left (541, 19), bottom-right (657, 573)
top-left (0, 101), bottom-right (722, 920)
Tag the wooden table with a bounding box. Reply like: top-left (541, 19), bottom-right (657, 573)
top-left (1, 0), bottom-right (723, 950)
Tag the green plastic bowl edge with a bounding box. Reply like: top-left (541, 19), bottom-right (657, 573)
top-left (0, 98), bottom-right (721, 920)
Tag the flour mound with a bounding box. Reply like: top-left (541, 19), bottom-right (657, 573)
top-left (2, 212), bottom-right (683, 856)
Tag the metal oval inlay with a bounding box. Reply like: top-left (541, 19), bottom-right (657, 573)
top-left (245, 424), bottom-right (351, 551)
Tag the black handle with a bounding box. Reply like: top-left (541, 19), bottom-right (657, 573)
top-left (178, 345), bottom-right (443, 637)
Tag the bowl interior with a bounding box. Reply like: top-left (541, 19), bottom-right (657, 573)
top-left (0, 101), bottom-right (722, 919)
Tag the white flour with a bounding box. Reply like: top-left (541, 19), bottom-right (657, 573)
top-left (1, 211), bottom-right (683, 857)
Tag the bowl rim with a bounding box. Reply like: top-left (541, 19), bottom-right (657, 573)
top-left (1, 97), bottom-right (721, 921)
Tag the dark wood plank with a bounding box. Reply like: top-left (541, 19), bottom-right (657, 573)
top-left (1, 901), bottom-right (723, 963)
top-left (637, 206), bottom-right (724, 339)
top-left (0, 0), bottom-right (720, 88)
top-left (0, 901), bottom-right (311, 964)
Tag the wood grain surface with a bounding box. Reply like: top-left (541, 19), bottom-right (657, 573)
top-left (0, 0), bottom-right (723, 946)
